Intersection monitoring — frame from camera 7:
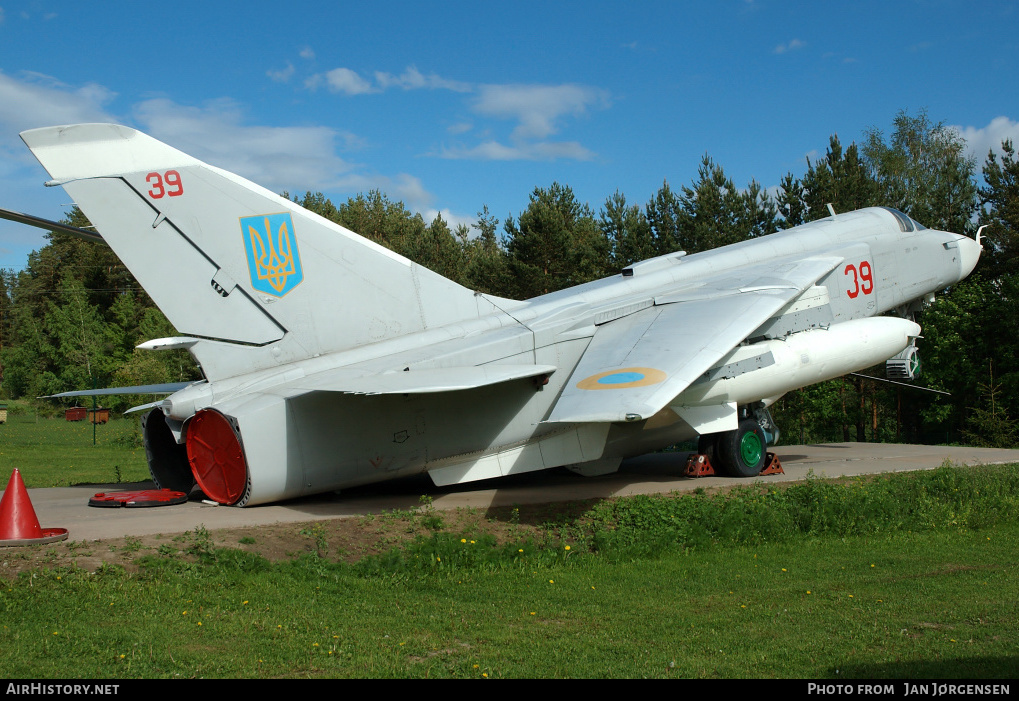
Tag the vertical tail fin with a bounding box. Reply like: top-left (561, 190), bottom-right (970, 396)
top-left (22, 124), bottom-right (499, 380)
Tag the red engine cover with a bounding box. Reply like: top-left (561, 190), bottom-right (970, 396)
top-left (185, 410), bottom-right (248, 505)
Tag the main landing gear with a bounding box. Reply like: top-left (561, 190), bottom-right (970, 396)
top-left (688, 406), bottom-right (783, 478)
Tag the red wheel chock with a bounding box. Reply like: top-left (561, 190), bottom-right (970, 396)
top-left (760, 452), bottom-right (784, 475)
top-left (683, 452), bottom-right (785, 478)
top-left (683, 454), bottom-right (716, 477)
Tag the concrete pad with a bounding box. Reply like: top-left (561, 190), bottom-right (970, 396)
top-left (8, 442), bottom-right (1019, 543)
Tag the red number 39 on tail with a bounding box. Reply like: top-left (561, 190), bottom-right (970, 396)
top-left (146, 170), bottom-right (184, 199)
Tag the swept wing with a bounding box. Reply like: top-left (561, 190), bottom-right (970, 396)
top-left (546, 254), bottom-right (844, 423)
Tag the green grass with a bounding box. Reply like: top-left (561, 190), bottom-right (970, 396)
top-left (1, 463), bottom-right (1017, 678)
top-left (0, 417), bottom-right (149, 487)
top-left (1, 523), bottom-right (1016, 678)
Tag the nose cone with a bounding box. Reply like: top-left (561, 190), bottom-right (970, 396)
top-left (956, 234), bottom-right (982, 280)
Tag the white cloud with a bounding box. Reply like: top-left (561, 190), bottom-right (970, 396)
top-left (267, 62), bottom-right (295, 83)
top-left (299, 47), bottom-right (315, 61)
top-left (955, 116), bottom-right (1019, 163)
top-left (299, 67), bottom-right (608, 162)
top-left (307, 65), bottom-right (471, 96)
top-left (330, 171), bottom-right (434, 213)
top-left (0, 70), bottom-right (117, 133)
top-left (439, 139), bottom-right (596, 162)
top-left (471, 83), bottom-right (609, 141)
top-left (131, 98), bottom-right (440, 211)
top-left (374, 66), bottom-right (471, 93)
top-left (307, 67), bottom-right (378, 95)
top-left (131, 97), bottom-right (359, 194)
top-left (774, 39), bottom-right (806, 54)
top-left (0, 70), bottom-right (453, 265)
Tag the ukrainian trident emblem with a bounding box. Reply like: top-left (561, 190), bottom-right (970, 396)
top-left (240, 213), bottom-right (304, 297)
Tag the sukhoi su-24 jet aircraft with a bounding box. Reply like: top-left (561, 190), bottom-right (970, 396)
top-left (0, 124), bottom-right (982, 506)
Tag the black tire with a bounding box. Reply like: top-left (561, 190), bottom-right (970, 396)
top-left (715, 419), bottom-right (768, 477)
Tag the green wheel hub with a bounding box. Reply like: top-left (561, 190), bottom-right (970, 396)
top-left (739, 431), bottom-right (763, 466)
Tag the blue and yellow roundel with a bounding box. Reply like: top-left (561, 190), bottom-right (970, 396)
top-left (576, 367), bottom-right (667, 390)
top-left (240, 212), bottom-right (304, 297)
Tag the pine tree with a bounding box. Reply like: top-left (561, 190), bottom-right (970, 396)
top-left (504, 183), bottom-right (608, 298)
top-left (963, 362), bottom-right (1018, 448)
top-left (979, 139), bottom-right (1019, 277)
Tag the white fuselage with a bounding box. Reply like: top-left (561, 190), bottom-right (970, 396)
top-left (160, 208), bottom-right (978, 504)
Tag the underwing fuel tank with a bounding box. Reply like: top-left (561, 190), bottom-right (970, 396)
top-left (675, 316), bottom-right (921, 408)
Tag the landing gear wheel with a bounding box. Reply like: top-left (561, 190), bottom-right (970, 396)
top-left (716, 419), bottom-right (768, 477)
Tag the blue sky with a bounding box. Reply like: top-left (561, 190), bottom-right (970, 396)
top-left (1, 0), bottom-right (1017, 270)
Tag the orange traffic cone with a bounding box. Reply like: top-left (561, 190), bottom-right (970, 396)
top-left (0, 469), bottom-right (68, 546)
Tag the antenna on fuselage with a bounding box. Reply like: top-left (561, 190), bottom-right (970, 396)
top-left (826, 203), bottom-right (837, 219)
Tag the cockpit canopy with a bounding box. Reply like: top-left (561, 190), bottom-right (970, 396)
top-left (880, 207), bottom-right (927, 233)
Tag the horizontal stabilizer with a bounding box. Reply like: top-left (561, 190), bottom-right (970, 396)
top-left (271, 364), bottom-right (557, 397)
top-left (136, 337), bottom-right (201, 351)
top-left (0, 206), bottom-right (104, 243)
top-left (41, 381), bottom-right (198, 399)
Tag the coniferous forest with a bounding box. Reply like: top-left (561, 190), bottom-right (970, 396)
top-left (2, 109), bottom-right (1018, 448)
